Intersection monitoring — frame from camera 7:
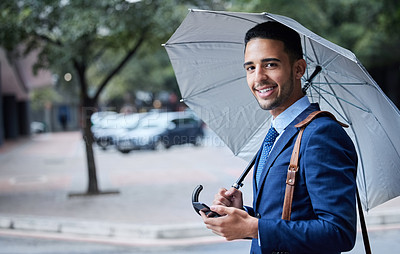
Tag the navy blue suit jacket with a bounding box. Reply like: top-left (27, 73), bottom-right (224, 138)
top-left (246, 103), bottom-right (357, 254)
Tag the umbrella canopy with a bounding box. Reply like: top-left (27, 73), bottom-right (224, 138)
top-left (163, 9), bottom-right (400, 211)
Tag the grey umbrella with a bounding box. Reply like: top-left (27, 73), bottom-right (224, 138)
top-left (163, 9), bottom-right (400, 212)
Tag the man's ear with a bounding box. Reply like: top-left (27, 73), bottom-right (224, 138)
top-left (294, 59), bottom-right (307, 80)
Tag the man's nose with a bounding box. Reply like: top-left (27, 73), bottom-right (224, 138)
top-left (254, 66), bottom-right (268, 83)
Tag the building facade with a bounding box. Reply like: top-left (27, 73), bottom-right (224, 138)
top-left (0, 47), bottom-right (53, 146)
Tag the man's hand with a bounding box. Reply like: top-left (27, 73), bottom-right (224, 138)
top-left (200, 205), bottom-right (258, 241)
top-left (213, 187), bottom-right (243, 211)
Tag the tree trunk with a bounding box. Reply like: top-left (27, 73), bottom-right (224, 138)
top-left (81, 97), bottom-right (99, 194)
top-left (69, 59), bottom-right (119, 197)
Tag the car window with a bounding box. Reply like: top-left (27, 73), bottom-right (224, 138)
top-left (183, 118), bottom-right (197, 125)
top-left (172, 117), bottom-right (197, 127)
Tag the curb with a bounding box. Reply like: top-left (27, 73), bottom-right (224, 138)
top-left (0, 214), bottom-right (212, 240)
top-left (0, 211), bottom-right (399, 243)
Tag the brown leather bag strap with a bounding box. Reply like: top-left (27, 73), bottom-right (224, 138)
top-left (281, 111), bottom-right (347, 220)
top-left (280, 110), bottom-right (371, 253)
top-left (295, 110), bottom-right (349, 128)
top-left (281, 127), bottom-right (304, 220)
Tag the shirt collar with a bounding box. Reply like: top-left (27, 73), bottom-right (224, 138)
top-left (272, 96), bottom-right (311, 134)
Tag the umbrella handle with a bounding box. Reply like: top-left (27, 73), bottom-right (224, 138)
top-left (192, 184), bottom-right (203, 202)
top-left (191, 154), bottom-right (256, 217)
top-left (232, 155), bottom-right (257, 189)
top-left (191, 184), bottom-right (221, 217)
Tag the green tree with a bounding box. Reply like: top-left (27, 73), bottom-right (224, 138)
top-left (0, 0), bottom-right (202, 195)
top-left (96, 44), bottom-right (180, 108)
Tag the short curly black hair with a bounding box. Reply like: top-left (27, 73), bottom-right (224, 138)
top-left (244, 22), bottom-right (303, 63)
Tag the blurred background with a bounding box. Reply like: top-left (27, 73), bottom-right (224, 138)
top-left (0, 0), bottom-right (399, 253)
top-left (0, 0), bottom-right (399, 145)
top-left (1, 0), bottom-right (399, 139)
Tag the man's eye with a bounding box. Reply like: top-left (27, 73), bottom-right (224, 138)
top-left (246, 66), bottom-right (255, 71)
top-left (265, 63), bottom-right (277, 68)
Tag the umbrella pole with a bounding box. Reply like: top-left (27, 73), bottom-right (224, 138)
top-left (302, 65), bottom-right (322, 94)
top-left (356, 187), bottom-right (372, 254)
top-left (232, 155), bottom-right (257, 189)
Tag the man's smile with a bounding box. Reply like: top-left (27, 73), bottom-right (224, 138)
top-left (255, 85), bottom-right (277, 99)
top-left (257, 87), bottom-right (275, 93)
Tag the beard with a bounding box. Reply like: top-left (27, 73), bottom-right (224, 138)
top-left (256, 72), bottom-right (295, 111)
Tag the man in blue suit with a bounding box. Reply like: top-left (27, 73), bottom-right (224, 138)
top-left (201, 22), bottom-right (358, 254)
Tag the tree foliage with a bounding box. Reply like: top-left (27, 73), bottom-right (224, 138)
top-left (0, 0), bottom-right (191, 101)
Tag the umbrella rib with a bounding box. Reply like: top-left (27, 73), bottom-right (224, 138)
top-left (322, 69), bottom-right (375, 88)
top-left (309, 85), bottom-right (351, 123)
top-left (303, 36), bottom-right (310, 78)
top-left (305, 57), bottom-right (317, 68)
top-left (311, 85), bottom-right (370, 113)
top-left (302, 37), bottom-right (321, 81)
top-left (321, 54), bottom-right (340, 69)
top-left (322, 75), bottom-right (356, 125)
top-left (308, 38), bottom-right (320, 65)
top-left (323, 73), bottom-right (373, 113)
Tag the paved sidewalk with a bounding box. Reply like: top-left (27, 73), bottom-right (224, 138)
top-left (0, 131), bottom-right (251, 245)
top-left (0, 131), bottom-right (399, 246)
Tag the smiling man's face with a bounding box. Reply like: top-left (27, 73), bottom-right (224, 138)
top-left (244, 38), bottom-right (303, 118)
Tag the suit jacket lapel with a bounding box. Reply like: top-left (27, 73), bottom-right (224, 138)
top-left (254, 103), bottom-right (320, 205)
top-left (254, 126), bottom-right (298, 201)
top-left (252, 141), bottom-right (263, 196)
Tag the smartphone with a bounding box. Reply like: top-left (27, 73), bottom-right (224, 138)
top-left (192, 185), bottom-right (220, 217)
top-left (192, 202), bottom-right (220, 217)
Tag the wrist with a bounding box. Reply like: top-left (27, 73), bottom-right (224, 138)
top-left (248, 216), bottom-right (259, 239)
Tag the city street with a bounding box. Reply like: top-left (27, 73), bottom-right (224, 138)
top-left (0, 130), bottom-right (253, 226)
top-left (0, 130), bottom-right (399, 253)
top-left (1, 227), bottom-right (400, 253)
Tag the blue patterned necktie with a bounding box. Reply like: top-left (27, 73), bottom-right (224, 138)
top-left (256, 126), bottom-right (279, 187)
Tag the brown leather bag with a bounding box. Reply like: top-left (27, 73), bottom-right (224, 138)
top-left (281, 110), bottom-right (371, 254)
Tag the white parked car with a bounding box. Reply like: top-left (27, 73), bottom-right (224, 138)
top-left (91, 112), bottom-right (147, 150)
top-left (115, 111), bottom-right (204, 153)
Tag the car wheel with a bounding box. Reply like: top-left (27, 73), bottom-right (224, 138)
top-left (118, 149), bottom-right (131, 154)
top-left (97, 141), bottom-right (109, 150)
top-left (117, 145), bottom-right (131, 154)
